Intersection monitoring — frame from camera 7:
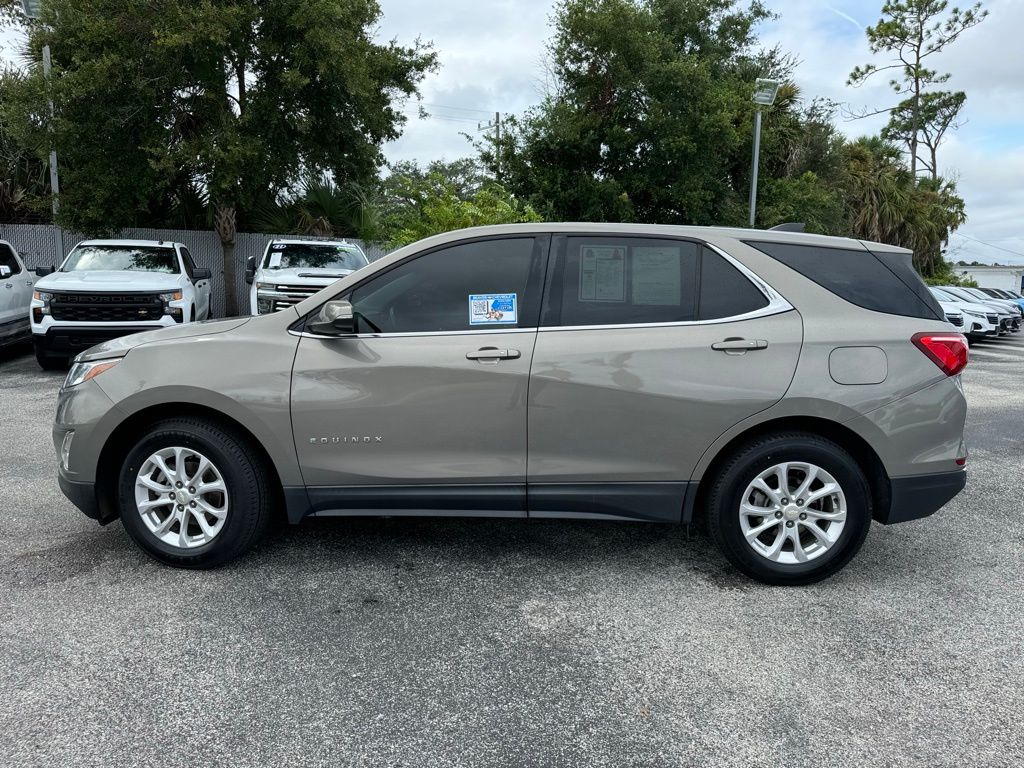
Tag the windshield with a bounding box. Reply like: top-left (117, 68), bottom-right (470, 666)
top-left (63, 245), bottom-right (179, 274)
top-left (263, 243), bottom-right (367, 271)
top-left (930, 288), bottom-right (956, 302)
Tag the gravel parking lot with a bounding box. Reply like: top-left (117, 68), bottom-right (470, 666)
top-left (1, 335), bottom-right (1022, 768)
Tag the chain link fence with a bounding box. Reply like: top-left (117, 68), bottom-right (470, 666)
top-left (0, 223), bottom-right (388, 318)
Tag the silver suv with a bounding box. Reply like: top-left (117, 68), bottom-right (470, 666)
top-left (52, 224), bottom-right (968, 585)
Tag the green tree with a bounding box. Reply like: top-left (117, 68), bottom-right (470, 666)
top-left (3, 0), bottom-right (435, 313)
top-left (848, 0), bottom-right (987, 178)
top-left (386, 175), bottom-right (541, 248)
top-left (841, 137), bottom-right (965, 277)
top-left (491, 0), bottom-right (773, 225)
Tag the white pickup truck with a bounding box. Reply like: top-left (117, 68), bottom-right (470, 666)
top-left (245, 239), bottom-right (369, 315)
top-left (0, 240), bottom-right (35, 349)
top-left (31, 239), bottom-right (212, 369)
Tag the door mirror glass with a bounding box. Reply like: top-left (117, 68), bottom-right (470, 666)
top-left (35, 265), bottom-right (56, 277)
top-left (309, 299), bottom-right (357, 336)
top-left (245, 255), bottom-right (256, 284)
top-left (193, 267), bottom-right (212, 281)
top-left (0, 265), bottom-right (10, 279)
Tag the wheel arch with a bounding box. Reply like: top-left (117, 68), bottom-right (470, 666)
top-left (685, 415), bottom-right (891, 527)
top-left (94, 402), bottom-right (286, 524)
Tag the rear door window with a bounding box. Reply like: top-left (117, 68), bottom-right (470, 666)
top-left (0, 244), bottom-right (22, 275)
top-left (542, 237), bottom-right (770, 326)
top-left (745, 241), bottom-right (943, 321)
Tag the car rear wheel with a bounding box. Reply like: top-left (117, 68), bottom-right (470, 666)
top-left (117, 417), bottom-right (272, 568)
top-left (707, 432), bottom-right (872, 585)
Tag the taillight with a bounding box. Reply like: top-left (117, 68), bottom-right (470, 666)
top-left (912, 332), bottom-right (969, 376)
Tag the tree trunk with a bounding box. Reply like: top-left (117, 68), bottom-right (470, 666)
top-left (214, 203), bottom-right (239, 316)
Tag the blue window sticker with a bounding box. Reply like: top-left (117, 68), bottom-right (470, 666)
top-left (469, 293), bottom-right (518, 325)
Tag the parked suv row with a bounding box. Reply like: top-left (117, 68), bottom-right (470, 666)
top-left (51, 224), bottom-right (968, 585)
top-left (931, 285), bottom-right (1022, 342)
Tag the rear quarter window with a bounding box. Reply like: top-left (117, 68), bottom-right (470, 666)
top-left (744, 241), bottom-right (943, 321)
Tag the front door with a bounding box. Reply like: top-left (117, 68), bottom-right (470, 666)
top-left (527, 235), bottom-right (803, 522)
top-left (290, 235), bottom-right (548, 516)
top-left (0, 245), bottom-right (31, 328)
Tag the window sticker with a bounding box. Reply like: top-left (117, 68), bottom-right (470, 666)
top-left (632, 246), bottom-right (682, 305)
top-left (579, 245), bottom-right (625, 302)
top-left (469, 293), bottom-right (518, 325)
top-left (268, 251), bottom-right (283, 268)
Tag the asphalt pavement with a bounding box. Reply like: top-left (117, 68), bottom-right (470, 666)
top-left (1, 334), bottom-right (1022, 767)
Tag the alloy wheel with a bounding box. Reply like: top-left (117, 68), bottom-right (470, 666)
top-left (738, 462), bottom-right (847, 565)
top-left (134, 447), bottom-right (229, 549)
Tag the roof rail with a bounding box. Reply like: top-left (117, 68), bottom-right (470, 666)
top-left (768, 222), bottom-right (806, 232)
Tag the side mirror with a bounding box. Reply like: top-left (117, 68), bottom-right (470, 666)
top-left (244, 256), bottom-right (256, 285)
top-left (309, 299), bottom-right (357, 336)
top-left (193, 267), bottom-right (212, 281)
top-left (35, 265), bottom-right (56, 277)
top-left (0, 265), bottom-right (10, 279)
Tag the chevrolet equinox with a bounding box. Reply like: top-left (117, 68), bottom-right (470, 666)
top-left (53, 224), bottom-right (969, 585)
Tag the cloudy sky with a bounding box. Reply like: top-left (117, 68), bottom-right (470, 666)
top-left (377, 0), bottom-right (1024, 265)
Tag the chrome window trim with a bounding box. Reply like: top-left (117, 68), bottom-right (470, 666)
top-left (290, 327), bottom-right (538, 340)
top-left (290, 239), bottom-right (793, 340)
top-left (539, 240), bottom-right (793, 332)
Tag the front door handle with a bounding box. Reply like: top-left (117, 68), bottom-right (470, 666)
top-left (711, 338), bottom-right (768, 354)
top-left (466, 346), bottom-right (521, 362)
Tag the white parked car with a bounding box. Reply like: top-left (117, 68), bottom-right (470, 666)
top-left (0, 240), bottom-right (35, 349)
top-left (929, 287), bottom-right (999, 342)
top-left (939, 286), bottom-right (1019, 334)
top-left (31, 239), bottom-right (212, 369)
top-left (246, 239), bottom-right (369, 315)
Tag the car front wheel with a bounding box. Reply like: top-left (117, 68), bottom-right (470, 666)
top-left (707, 432), bottom-right (872, 586)
top-left (117, 417), bottom-right (272, 568)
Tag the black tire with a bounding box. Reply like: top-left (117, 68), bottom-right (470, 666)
top-left (707, 432), bottom-right (872, 586)
top-left (35, 349), bottom-right (67, 370)
top-left (117, 417), bottom-right (272, 568)
top-left (189, 306), bottom-right (196, 322)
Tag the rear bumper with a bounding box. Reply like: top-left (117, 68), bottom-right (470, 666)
top-left (880, 470), bottom-right (967, 524)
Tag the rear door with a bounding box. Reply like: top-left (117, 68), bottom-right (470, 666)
top-left (290, 235), bottom-right (548, 515)
top-left (527, 235), bottom-right (802, 522)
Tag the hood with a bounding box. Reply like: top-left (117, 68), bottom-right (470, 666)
top-left (36, 270), bottom-right (183, 293)
top-left (257, 267), bottom-right (353, 286)
top-left (936, 301), bottom-right (962, 314)
top-left (76, 317), bottom-right (251, 362)
top-left (953, 300), bottom-right (1003, 315)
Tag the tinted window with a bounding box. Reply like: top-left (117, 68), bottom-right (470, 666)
top-left (745, 241), bottom-right (943, 321)
top-left (698, 247), bottom-right (770, 320)
top-left (0, 244), bottom-right (20, 275)
top-left (62, 245), bottom-right (179, 274)
top-left (265, 243), bottom-right (368, 271)
top-left (340, 237), bottom-right (543, 334)
top-left (546, 237), bottom-right (700, 326)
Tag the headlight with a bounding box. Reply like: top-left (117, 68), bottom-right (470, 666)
top-left (32, 290), bottom-right (53, 322)
top-left (962, 310), bottom-right (984, 318)
top-left (64, 358), bottom-right (121, 388)
top-left (159, 291), bottom-right (183, 302)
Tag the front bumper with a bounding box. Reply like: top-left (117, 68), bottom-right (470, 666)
top-left (880, 470), bottom-right (967, 524)
top-left (57, 473), bottom-right (115, 523)
top-left (34, 325), bottom-right (165, 358)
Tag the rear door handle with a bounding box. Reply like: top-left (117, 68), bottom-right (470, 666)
top-left (466, 347), bottom-right (521, 362)
top-left (712, 338), bottom-right (768, 353)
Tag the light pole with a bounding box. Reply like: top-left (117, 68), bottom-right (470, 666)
top-left (20, 0), bottom-right (64, 260)
top-left (749, 78), bottom-right (781, 229)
